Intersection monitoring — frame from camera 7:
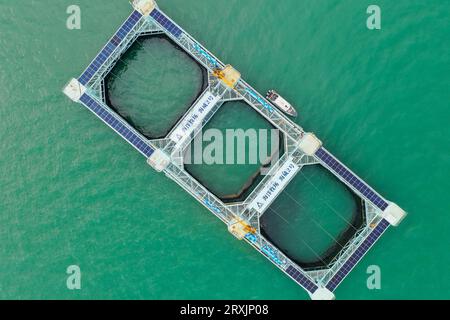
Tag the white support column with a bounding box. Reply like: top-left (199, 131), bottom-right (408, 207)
top-left (131, 0), bottom-right (156, 16)
top-left (382, 202), bottom-right (407, 227)
top-left (63, 78), bottom-right (86, 102)
top-left (297, 133), bottom-right (322, 156)
top-left (147, 149), bottom-right (170, 172)
top-left (310, 287), bottom-right (336, 300)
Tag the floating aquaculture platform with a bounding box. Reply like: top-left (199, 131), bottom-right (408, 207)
top-left (63, 0), bottom-right (406, 300)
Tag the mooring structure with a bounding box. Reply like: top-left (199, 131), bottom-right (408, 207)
top-left (63, 0), bottom-right (406, 300)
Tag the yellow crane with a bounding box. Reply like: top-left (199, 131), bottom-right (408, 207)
top-left (213, 65), bottom-right (241, 88)
top-left (228, 216), bottom-right (256, 240)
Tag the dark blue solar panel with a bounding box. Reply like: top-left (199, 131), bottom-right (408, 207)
top-left (79, 94), bottom-right (154, 158)
top-left (79, 10), bottom-right (143, 85)
top-left (150, 9), bottom-right (183, 38)
top-left (326, 219), bottom-right (390, 292)
top-left (286, 265), bottom-right (318, 294)
top-left (315, 148), bottom-right (389, 211)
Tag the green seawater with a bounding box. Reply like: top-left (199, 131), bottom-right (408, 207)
top-left (261, 166), bottom-right (360, 267)
top-left (107, 36), bottom-right (205, 138)
top-left (0, 0), bottom-right (449, 299)
top-left (184, 101), bottom-right (277, 200)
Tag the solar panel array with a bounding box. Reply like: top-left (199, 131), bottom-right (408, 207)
top-left (79, 10), bottom-right (143, 85)
top-left (79, 94), bottom-right (154, 158)
top-left (315, 148), bottom-right (389, 211)
top-left (286, 265), bottom-right (318, 294)
top-left (150, 9), bottom-right (183, 38)
top-left (326, 219), bottom-right (390, 292)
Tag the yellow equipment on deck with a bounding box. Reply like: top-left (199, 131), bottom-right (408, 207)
top-left (228, 216), bottom-right (256, 240)
top-left (213, 65), bottom-right (241, 88)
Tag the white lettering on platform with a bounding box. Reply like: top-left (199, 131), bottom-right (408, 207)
top-left (170, 92), bottom-right (219, 148)
top-left (249, 158), bottom-right (299, 213)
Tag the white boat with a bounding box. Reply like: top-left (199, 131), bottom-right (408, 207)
top-left (266, 90), bottom-right (298, 117)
